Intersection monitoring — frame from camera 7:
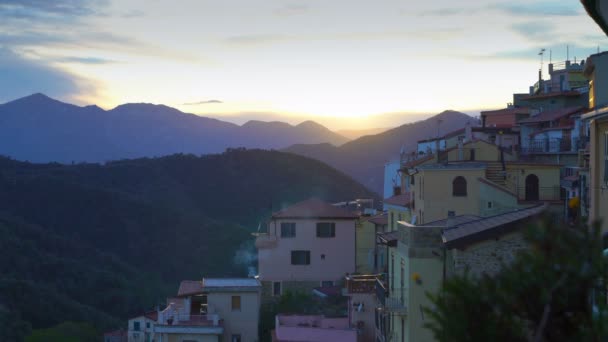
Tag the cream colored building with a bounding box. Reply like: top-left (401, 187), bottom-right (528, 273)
top-left (128, 312), bottom-right (157, 342)
top-left (583, 52), bottom-right (608, 232)
top-left (255, 198), bottom-right (358, 298)
top-left (376, 205), bottom-right (547, 342)
top-left (155, 278), bottom-right (261, 342)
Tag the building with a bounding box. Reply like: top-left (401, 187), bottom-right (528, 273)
top-left (356, 212), bottom-right (388, 274)
top-left (104, 329), bottom-right (128, 342)
top-left (272, 314), bottom-right (357, 342)
top-left (255, 198), bottom-right (358, 298)
top-left (155, 278), bottom-right (261, 342)
top-left (582, 52), bottom-right (608, 232)
top-left (128, 312), bottom-right (157, 342)
top-left (375, 205), bottom-right (547, 342)
top-left (383, 159), bottom-right (402, 201)
top-left (343, 274), bottom-right (380, 342)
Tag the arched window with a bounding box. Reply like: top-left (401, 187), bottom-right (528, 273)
top-left (452, 176), bottom-right (467, 196)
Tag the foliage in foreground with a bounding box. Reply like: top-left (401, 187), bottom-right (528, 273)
top-left (425, 218), bottom-right (608, 342)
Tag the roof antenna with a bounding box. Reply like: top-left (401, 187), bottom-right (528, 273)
top-left (566, 44), bottom-right (569, 61)
top-left (538, 48), bottom-right (546, 79)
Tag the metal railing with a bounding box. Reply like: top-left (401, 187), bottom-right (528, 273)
top-left (159, 314), bottom-right (221, 326)
top-left (521, 138), bottom-right (572, 154)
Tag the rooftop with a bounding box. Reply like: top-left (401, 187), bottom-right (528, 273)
top-left (274, 315), bottom-right (356, 342)
top-left (361, 212), bottom-right (388, 225)
top-left (418, 162), bottom-right (487, 170)
top-left (421, 215), bottom-right (481, 227)
top-left (383, 193), bottom-right (411, 207)
top-left (441, 204), bottom-right (547, 248)
top-left (518, 106), bottom-right (583, 124)
top-left (272, 198), bottom-right (359, 219)
top-left (519, 90), bottom-right (582, 100)
top-left (177, 278), bottom-right (261, 296)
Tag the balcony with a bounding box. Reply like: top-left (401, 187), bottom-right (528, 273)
top-left (384, 295), bottom-right (408, 315)
top-left (520, 138), bottom-right (574, 154)
top-left (155, 314), bottom-right (223, 335)
top-left (254, 233), bottom-right (277, 249)
top-left (345, 274), bottom-right (379, 294)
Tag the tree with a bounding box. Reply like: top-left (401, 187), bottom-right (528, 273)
top-left (425, 217), bottom-right (608, 341)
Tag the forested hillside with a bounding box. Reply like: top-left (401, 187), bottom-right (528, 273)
top-left (0, 149), bottom-right (376, 341)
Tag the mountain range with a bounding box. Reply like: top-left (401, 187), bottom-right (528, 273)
top-left (284, 110), bottom-right (478, 194)
top-left (0, 94), bottom-right (348, 163)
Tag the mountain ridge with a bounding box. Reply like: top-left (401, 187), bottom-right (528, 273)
top-left (0, 94), bottom-right (349, 163)
top-left (284, 110), bottom-right (478, 193)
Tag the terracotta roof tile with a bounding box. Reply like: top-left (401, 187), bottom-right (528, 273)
top-left (518, 106), bottom-right (583, 124)
top-left (178, 280), bottom-right (204, 297)
top-left (272, 198), bottom-right (359, 219)
top-left (383, 193), bottom-right (411, 207)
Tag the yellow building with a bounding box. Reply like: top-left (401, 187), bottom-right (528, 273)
top-left (583, 52), bottom-right (608, 232)
top-left (376, 205), bottom-right (547, 342)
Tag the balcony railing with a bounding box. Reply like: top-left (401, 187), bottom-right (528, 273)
top-left (521, 138), bottom-right (573, 154)
top-left (384, 295), bottom-right (408, 314)
top-left (345, 274), bottom-right (379, 294)
top-left (158, 314), bottom-right (222, 327)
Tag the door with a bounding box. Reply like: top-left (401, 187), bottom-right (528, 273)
top-left (525, 174), bottom-right (540, 201)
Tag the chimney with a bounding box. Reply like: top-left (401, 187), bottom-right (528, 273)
top-left (548, 63), bottom-right (553, 74)
top-left (465, 122), bottom-right (473, 142)
top-left (458, 139), bottom-right (464, 161)
top-left (435, 140), bottom-right (440, 163)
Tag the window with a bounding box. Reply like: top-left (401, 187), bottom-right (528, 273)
top-left (146, 322), bottom-right (150, 329)
top-left (231, 335), bottom-right (242, 342)
top-left (452, 176), bottom-right (467, 196)
top-left (291, 250), bottom-right (311, 265)
top-left (321, 281), bottom-right (333, 287)
top-left (487, 201), bottom-right (493, 209)
top-left (273, 281), bottom-right (281, 296)
top-left (316, 223), bottom-right (335, 238)
top-left (281, 222), bottom-right (296, 238)
top-left (133, 321), bottom-right (140, 331)
top-left (231, 295), bottom-right (241, 311)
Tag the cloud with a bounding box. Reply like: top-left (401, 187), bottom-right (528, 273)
top-left (224, 34), bottom-right (291, 45)
top-left (511, 21), bottom-right (556, 41)
top-left (55, 56), bottom-right (117, 64)
top-left (0, 47), bottom-right (99, 103)
top-left (274, 3), bottom-right (310, 16)
top-left (419, 7), bottom-right (477, 16)
top-left (183, 100), bottom-right (223, 105)
top-left (0, 0), bottom-right (108, 17)
top-left (494, 2), bottom-right (583, 17)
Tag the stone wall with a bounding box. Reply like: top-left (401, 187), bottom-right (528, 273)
top-left (451, 231), bottom-right (528, 277)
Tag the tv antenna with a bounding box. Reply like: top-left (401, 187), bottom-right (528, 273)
top-left (538, 48), bottom-right (546, 80)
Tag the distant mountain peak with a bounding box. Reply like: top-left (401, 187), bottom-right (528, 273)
top-left (296, 120), bottom-right (326, 129)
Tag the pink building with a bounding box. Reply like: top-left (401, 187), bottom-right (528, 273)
top-left (255, 198), bottom-right (358, 296)
top-left (272, 315), bottom-right (356, 342)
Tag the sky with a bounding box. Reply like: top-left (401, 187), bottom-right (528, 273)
top-left (1, 0), bottom-right (607, 130)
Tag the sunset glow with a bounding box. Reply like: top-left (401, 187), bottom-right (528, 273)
top-left (1, 0), bottom-right (607, 129)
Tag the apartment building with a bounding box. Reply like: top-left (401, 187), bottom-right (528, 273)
top-left (356, 212), bottom-right (388, 274)
top-left (154, 278), bottom-right (261, 342)
top-left (255, 198), bottom-right (358, 298)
